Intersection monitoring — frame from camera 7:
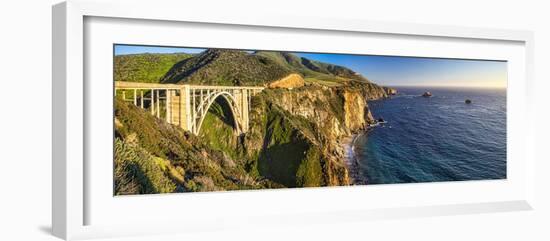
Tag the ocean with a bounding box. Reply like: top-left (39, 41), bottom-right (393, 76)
top-left (351, 86), bottom-right (507, 185)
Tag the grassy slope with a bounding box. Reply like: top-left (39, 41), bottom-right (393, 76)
top-left (254, 51), bottom-right (369, 86)
top-left (114, 98), bottom-right (273, 194)
top-left (257, 105), bottom-right (323, 187)
top-left (161, 49), bottom-right (292, 86)
top-left (114, 53), bottom-right (192, 83)
top-left (198, 98), bottom-right (243, 160)
top-left (160, 49), bottom-right (371, 87)
top-left (114, 137), bottom-right (177, 195)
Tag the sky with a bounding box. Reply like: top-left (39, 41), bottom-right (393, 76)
top-left (115, 45), bottom-right (507, 88)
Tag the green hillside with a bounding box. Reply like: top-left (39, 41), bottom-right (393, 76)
top-left (114, 53), bottom-right (192, 83)
top-left (114, 98), bottom-right (282, 194)
top-left (160, 49), bottom-right (371, 87)
top-left (254, 51), bottom-right (370, 84)
top-left (161, 49), bottom-right (292, 86)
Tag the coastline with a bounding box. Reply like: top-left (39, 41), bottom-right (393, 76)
top-left (341, 132), bottom-right (367, 185)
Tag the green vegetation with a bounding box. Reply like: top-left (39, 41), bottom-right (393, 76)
top-left (114, 53), bottom-right (192, 83)
top-left (257, 106), bottom-right (311, 187)
top-left (296, 148), bottom-right (323, 187)
top-left (198, 98), bottom-right (243, 160)
top-left (115, 49), bottom-right (372, 87)
top-left (242, 89), bottom-right (329, 187)
top-left (255, 51), bottom-right (370, 83)
top-left (114, 137), bottom-right (176, 195)
top-left (304, 77), bottom-right (344, 87)
top-left (160, 49), bottom-right (371, 87)
top-left (161, 49), bottom-right (292, 86)
top-left (114, 98), bottom-right (273, 194)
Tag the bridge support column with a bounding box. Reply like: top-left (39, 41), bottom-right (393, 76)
top-left (234, 89), bottom-right (249, 134)
top-left (179, 86), bottom-right (192, 132)
top-left (156, 90), bottom-right (160, 118)
top-left (151, 89), bottom-right (155, 115)
top-left (166, 90), bottom-right (171, 124)
top-left (140, 90), bottom-right (144, 108)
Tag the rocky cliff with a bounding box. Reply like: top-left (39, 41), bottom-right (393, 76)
top-left (254, 82), bottom-right (387, 186)
top-left (197, 81), bottom-right (389, 188)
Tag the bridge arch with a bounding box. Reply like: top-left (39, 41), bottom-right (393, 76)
top-left (195, 90), bottom-right (242, 135)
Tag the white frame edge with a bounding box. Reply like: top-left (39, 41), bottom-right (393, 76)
top-left (52, 0), bottom-right (535, 240)
top-left (52, 2), bottom-right (67, 238)
top-left (53, 1), bottom-right (85, 239)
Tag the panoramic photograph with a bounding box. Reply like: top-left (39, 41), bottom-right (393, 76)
top-left (113, 44), bottom-right (507, 195)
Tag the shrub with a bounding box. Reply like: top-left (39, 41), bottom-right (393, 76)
top-left (114, 137), bottom-right (177, 195)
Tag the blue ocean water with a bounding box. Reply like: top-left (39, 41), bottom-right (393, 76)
top-left (352, 87), bottom-right (506, 185)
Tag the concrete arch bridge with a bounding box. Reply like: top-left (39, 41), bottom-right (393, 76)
top-left (115, 81), bottom-right (264, 135)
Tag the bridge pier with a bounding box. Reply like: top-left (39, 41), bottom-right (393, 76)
top-left (233, 89), bottom-right (250, 133)
top-left (179, 86), bottom-right (192, 132)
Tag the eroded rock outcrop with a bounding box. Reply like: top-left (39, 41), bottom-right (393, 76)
top-left (267, 73), bottom-right (305, 89)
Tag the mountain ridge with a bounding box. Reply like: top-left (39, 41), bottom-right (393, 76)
top-left (160, 49), bottom-right (292, 86)
top-left (254, 51), bottom-right (370, 82)
top-left (160, 49), bottom-right (372, 86)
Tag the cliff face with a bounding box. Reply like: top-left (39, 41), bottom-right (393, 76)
top-left (343, 90), bottom-right (373, 131)
top-left (198, 82), bottom-right (389, 188)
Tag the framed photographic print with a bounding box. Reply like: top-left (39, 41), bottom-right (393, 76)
top-left (112, 44), bottom-right (509, 193)
top-left (52, 0), bottom-right (535, 240)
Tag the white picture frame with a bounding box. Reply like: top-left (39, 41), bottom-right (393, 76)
top-left (52, 0), bottom-right (535, 240)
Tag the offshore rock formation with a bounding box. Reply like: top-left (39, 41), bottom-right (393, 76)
top-left (384, 87), bottom-right (398, 96)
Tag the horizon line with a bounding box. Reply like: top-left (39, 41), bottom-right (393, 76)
top-left (384, 84), bottom-right (507, 89)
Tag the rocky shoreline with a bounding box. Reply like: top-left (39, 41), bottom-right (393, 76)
top-left (340, 88), bottom-right (396, 186)
top-left (341, 132), bottom-right (370, 185)
top-left (341, 135), bottom-right (358, 184)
